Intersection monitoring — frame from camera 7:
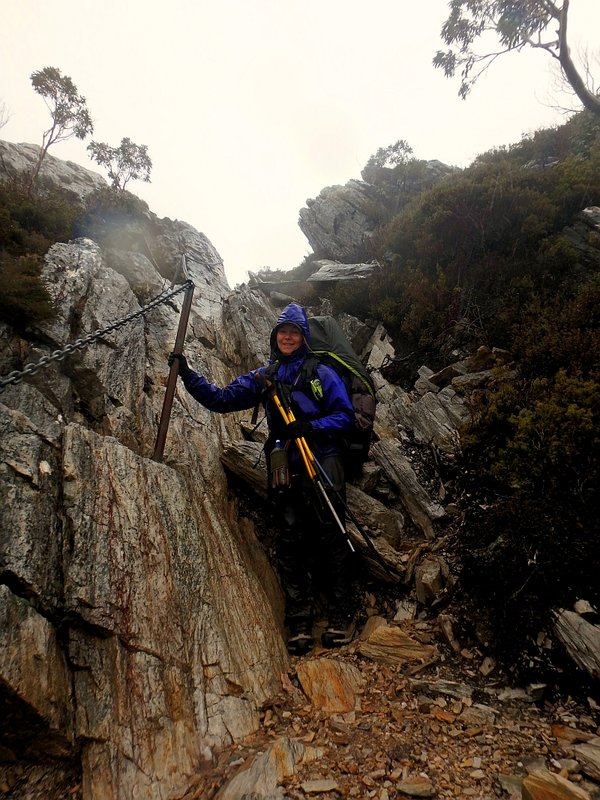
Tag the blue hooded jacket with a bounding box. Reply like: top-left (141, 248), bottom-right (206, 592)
top-left (182, 303), bottom-right (354, 461)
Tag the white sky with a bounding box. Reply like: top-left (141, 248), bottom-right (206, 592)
top-left (2, 1), bottom-right (599, 287)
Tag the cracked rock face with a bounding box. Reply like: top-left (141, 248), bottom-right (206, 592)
top-left (0, 217), bottom-right (289, 798)
top-left (298, 161), bottom-right (456, 264)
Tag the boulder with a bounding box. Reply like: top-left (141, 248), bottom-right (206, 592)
top-left (0, 139), bottom-right (106, 201)
top-left (298, 180), bottom-right (380, 262)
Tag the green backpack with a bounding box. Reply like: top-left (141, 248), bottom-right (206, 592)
top-left (303, 315), bottom-right (377, 477)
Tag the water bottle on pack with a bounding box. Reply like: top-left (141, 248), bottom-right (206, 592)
top-left (270, 440), bottom-right (290, 491)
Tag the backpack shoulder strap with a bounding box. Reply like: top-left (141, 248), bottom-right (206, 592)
top-left (250, 361), bottom-right (280, 425)
top-left (299, 355), bottom-right (324, 403)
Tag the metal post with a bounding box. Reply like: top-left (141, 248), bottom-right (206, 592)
top-left (153, 280), bottom-right (195, 462)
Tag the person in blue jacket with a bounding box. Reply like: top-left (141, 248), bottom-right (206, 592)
top-left (169, 303), bottom-right (357, 655)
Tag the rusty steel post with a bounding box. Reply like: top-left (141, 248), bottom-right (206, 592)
top-left (153, 279), bottom-right (195, 462)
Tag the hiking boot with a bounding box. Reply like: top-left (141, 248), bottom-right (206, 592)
top-left (287, 620), bottom-right (314, 656)
top-left (321, 611), bottom-right (356, 649)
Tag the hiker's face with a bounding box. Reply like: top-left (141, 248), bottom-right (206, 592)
top-left (276, 324), bottom-right (303, 355)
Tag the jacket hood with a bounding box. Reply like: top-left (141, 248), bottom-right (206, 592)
top-left (269, 303), bottom-right (311, 359)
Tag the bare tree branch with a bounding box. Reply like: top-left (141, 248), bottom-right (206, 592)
top-left (0, 100), bottom-right (11, 130)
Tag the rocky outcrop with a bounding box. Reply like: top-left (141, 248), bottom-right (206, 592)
top-left (0, 140), bottom-right (106, 201)
top-left (298, 180), bottom-right (381, 262)
top-left (298, 161), bottom-right (455, 263)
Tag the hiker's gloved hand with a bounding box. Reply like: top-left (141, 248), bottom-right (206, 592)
top-left (283, 420), bottom-right (313, 439)
top-left (168, 352), bottom-right (191, 379)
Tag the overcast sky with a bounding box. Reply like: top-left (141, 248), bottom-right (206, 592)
top-left (2, 1), bottom-right (599, 286)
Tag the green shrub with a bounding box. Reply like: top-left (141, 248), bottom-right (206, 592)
top-left (492, 371), bottom-right (597, 497)
top-left (327, 279), bottom-right (372, 320)
top-left (458, 367), bottom-right (599, 675)
top-left (0, 183), bottom-right (77, 328)
top-left (0, 253), bottom-right (56, 327)
top-left (0, 184), bottom-right (77, 256)
top-left (513, 272), bottom-right (600, 379)
top-left (463, 370), bottom-right (598, 496)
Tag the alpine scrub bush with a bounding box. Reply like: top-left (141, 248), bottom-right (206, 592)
top-left (457, 368), bottom-right (600, 677)
top-left (0, 183), bottom-right (77, 329)
top-left (489, 371), bottom-right (598, 501)
top-left (0, 183), bottom-right (77, 255)
top-left (0, 253), bottom-right (56, 327)
top-left (513, 273), bottom-right (600, 380)
top-left (463, 368), bottom-right (599, 516)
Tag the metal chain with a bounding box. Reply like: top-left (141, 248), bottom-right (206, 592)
top-left (0, 279), bottom-right (194, 393)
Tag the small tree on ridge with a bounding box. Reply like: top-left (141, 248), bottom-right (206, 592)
top-left (365, 139), bottom-right (414, 169)
top-left (87, 138), bottom-right (152, 191)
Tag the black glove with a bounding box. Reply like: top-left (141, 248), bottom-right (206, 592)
top-left (282, 420), bottom-right (313, 439)
top-left (168, 352), bottom-right (191, 378)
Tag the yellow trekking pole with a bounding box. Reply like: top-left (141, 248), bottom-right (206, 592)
top-left (270, 392), bottom-right (316, 478)
top-left (270, 387), bottom-right (354, 552)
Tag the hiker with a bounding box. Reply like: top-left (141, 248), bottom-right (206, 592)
top-left (168, 302), bottom-right (357, 655)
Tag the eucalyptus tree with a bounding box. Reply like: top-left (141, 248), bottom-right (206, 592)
top-left (434, 0), bottom-right (600, 116)
top-left (29, 66), bottom-right (93, 190)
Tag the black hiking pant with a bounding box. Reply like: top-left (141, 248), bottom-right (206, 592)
top-left (270, 454), bottom-right (356, 628)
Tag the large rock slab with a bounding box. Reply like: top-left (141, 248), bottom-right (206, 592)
top-left (0, 585), bottom-right (74, 750)
top-left (554, 609), bottom-right (600, 681)
top-left (308, 258), bottom-right (377, 282)
top-left (357, 616), bottom-right (437, 665)
top-left (298, 180), bottom-right (380, 262)
top-left (296, 658), bottom-right (365, 713)
top-left (371, 439), bottom-right (445, 539)
top-left (215, 736), bottom-right (322, 800)
top-left (0, 230), bottom-right (293, 797)
top-left (0, 139), bottom-right (106, 201)
top-left (522, 768), bottom-right (592, 800)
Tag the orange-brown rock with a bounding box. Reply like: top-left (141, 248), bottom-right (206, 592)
top-left (357, 616), bottom-right (437, 665)
top-left (522, 769), bottom-right (591, 800)
top-left (295, 657), bottom-right (365, 713)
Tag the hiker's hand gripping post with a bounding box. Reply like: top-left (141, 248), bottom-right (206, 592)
top-left (269, 383), bottom-right (354, 553)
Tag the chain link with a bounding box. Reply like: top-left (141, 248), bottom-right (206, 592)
top-left (0, 280), bottom-right (194, 393)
